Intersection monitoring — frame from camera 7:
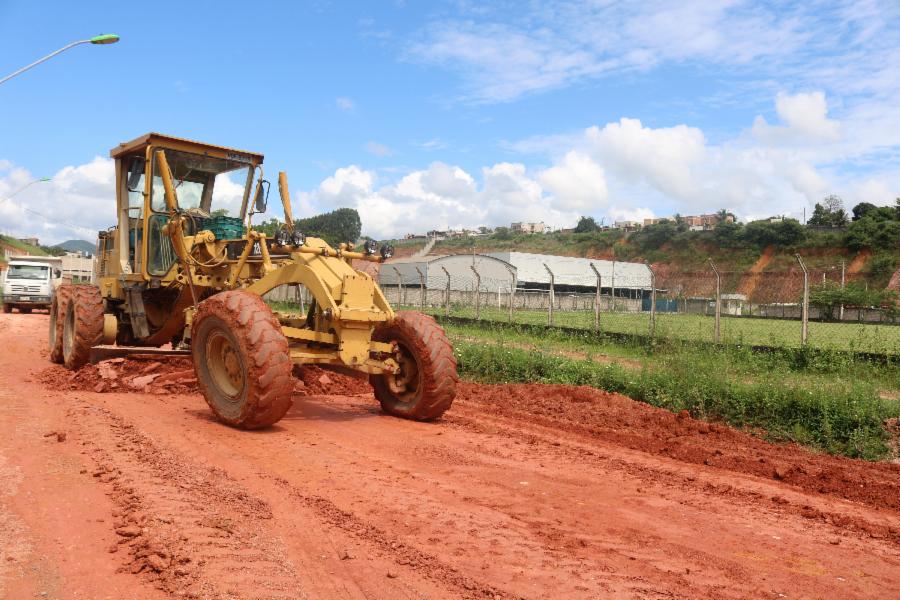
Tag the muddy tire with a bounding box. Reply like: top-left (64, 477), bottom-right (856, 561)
top-left (62, 285), bottom-right (104, 370)
top-left (49, 289), bottom-right (71, 364)
top-left (192, 290), bottom-right (293, 429)
top-left (370, 311), bottom-right (457, 421)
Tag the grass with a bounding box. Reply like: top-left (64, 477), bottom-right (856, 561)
top-left (442, 320), bottom-right (900, 461)
top-left (417, 305), bottom-right (900, 355)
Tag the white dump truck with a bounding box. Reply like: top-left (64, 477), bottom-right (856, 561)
top-left (1, 256), bottom-right (63, 314)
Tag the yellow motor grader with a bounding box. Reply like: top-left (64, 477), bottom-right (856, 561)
top-left (49, 133), bottom-right (457, 428)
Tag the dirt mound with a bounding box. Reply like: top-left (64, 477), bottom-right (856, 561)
top-left (456, 382), bottom-right (900, 514)
top-left (295, 365), bottom-right (373, 396)
top-left (39, 357), bottom-right (372, 397)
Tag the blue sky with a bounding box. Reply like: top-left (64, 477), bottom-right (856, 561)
top-left (1, 0), bottom-right (899, 243)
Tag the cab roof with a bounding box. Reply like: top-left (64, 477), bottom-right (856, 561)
top-left (109, 133), bottom-right (264, 165)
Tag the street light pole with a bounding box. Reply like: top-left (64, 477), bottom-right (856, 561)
top-left (0, 34), bottom-right (120, 86)
top-left (3, 178), bottom-right (52, 201)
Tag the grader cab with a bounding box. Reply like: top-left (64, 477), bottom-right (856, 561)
top-left (49, 133), bottom-right (457, 428)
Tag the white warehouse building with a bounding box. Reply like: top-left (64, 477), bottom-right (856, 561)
top-left (379, 252), bottom-right (651, 297)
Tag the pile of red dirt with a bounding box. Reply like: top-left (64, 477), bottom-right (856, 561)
top-left (456, 382), bottom-right (900, 514)
top-left (39, 358), bottom-right (372, 397)
top-left (295, 365), bottom-right (373, 396)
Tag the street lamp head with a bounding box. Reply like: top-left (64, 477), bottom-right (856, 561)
top-left (90, 34), bottom-right (120, 45)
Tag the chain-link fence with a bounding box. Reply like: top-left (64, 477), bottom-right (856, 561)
top-left (265, 255), bottom-right (899, 356)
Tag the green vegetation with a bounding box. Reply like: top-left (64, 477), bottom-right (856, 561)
top-left (0, 235), bottom-right (48, 259)
top-left (809, 282), bottom-right (898, 322)
top-left (442, 320), bottom-right (900, 460)
top-left (422, 306), bottom-right (900, 354)
top-left (256, 208), bottom-right (362, 247)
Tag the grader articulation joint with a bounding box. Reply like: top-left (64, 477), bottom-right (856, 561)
top-left (49, 133), bottom-right (456, 428)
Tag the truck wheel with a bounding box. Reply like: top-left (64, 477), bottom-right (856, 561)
top-left (370, 311), bottom-right (458, 421)
top-left (19, 307), bottom-right (32, 314)
top-left (62, 286), bottom-right (104, 370)
top-left (49, 288), bottom-right (71, 364)
top-left (192, 290), bottom-right (293, 429)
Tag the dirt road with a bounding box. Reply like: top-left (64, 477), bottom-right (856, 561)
top-left (1, 312), bottom-right (898, 599)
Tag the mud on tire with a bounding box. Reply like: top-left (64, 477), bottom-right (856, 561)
top-left (370, 311), bottom-right (458, 421)
top-left (191, 290), bottom-right (294, 429)
top-left (49, 287), bottom-right (72, 364)
top-left (62, 285), bottom-right (104, 370)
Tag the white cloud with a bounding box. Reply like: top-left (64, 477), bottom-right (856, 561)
top-left (538, 151), bottom-right (608, 211)
top-left (752, 92), bottom-right (841, 143)
top-left (364, 141), bottom-right (393, 157)
top-left (586, 118), bottom-right (706, 199)
top-left (0, 157), bottom-right (114, 243)
top-left (335, 97), bottom-right (355, 112)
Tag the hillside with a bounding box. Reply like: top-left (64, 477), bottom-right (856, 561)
top-left (0, 235), bottom-right (48, 260)
top-left (390, 215), bottom-right (900, 295)
top-left (53, 239), bottom-right (96, 255)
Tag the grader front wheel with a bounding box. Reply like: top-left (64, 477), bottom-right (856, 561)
top-left (191, 291), bottom-right (294, 429)
top-left (371, 311), bottom-right (458, 421)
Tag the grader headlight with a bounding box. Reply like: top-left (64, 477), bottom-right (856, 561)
top-left (363, 239), bottom-right (378, 255)
top-left (291, 230), bottom-right (306, 247)
top-left (274, 226), bottom-right (291, 247)
top-left (379, 243), bottom-right (394, 259)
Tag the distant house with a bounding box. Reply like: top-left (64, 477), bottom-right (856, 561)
top-left (510, 221), bottom-right (547, 234)
top-left (613, 220), bottom-right (641, 231)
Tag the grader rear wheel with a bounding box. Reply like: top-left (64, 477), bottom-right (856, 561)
top-left (62, 285), bottom-right (104, 370)
top-left (371, 311), bottom-right (458, 421)
top-left (192, 290), bottom-right (294, 429)
top-left (49, 288), bottom-right (71, 364)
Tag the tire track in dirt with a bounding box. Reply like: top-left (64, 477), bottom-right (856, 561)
top-left (64, 400), bottom-right (305, 599)
top-left (445, 401), bottom-right (900, 549)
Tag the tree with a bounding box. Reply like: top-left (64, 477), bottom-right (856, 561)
top-left (851, 202), bottom-right (877, 221)
top-left (574, 216), bottom-right (599, 233)
top-left (493, 226), bottom-right (512, 240)
top-left (808, 195), bottom-right (848, 227)
top-left (210, 208), bottom-right (229, 218)
top-left (808, 203), bottom-right (830, 226)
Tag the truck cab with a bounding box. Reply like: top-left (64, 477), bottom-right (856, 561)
top-left (2, 257), bottom-right (62, 313)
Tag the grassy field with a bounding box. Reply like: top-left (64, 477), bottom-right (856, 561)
top-left (414, 305), bottom-right (900, 355)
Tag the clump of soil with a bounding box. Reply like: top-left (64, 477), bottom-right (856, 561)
top-left (39, 357), bottom-right (372, 397)
top-left (295, 365), bottom-right (373, 396)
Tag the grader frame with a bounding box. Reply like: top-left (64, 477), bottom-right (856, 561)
top-left (50, 133), bottom-right (457, 428)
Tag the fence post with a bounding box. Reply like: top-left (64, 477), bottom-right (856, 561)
top-left (415, 266), bottom-right (426, 311)
top-left (470, 265), bottom-right (481, 320)
top-left (646, 261), bottom-right (656, 338)
top-left (610, 259), bottom-right (616, 312)
top-left (543, 263), bottom-right (555, 326)
top-left (589, 262), bottom-right (601, 332)
top-left (709, 259), bottom-right (721, 343)
top-left (796, 254), bottom-right (809, 346)
top-left (505, 265), bottom-right (517, 323)
top-left (839, 259), bottom-right (845, 321)
top-left (392, 267), bottom-right (403, 308)
top-left (441, 266), bottom-right (451, 317)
